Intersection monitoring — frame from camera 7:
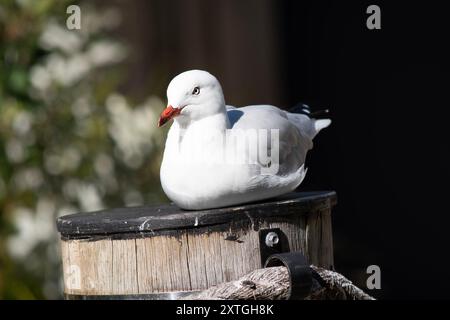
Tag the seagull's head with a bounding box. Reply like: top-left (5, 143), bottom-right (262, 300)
top-left (158, 70), bottom-right (226, 127)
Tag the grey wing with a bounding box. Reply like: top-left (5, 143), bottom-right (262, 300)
top-left (227, 105), bottom-right (313, 176)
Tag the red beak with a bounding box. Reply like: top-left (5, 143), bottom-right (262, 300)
top-left (158, 105), bottom-right (181, 127)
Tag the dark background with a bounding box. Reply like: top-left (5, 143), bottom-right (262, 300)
top-left (113, 0), bottom-right (449, 299)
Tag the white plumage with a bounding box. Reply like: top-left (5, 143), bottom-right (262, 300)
top-left (158, 70), bottom-right (330, 210)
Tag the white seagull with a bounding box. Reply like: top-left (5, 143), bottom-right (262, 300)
top-left (158, 70), bottom-right (330, 210)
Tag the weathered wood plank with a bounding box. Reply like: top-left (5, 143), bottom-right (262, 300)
top-left (217, 229), bottom-right (260, 284)
top-left (64, 239), bottom-right (112, 295)
top-left (112, 239), bottom-right (138, 294)
top-left (305, 210), bottom-right (320, 265)
top-left (135, 232), bottom-right (192, 293)
top-left (319, 209), bottom-right (334, 269)
top-left (269, 217), bottom-right (307, 258)
top-left (198, 232), bottom-right (225, 287)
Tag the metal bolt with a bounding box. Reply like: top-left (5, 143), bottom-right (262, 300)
top-left (265, 232), bottom-right (279, 247)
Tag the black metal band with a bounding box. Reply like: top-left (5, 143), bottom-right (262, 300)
top-left (264, 252), bottom-right (312, 300)
top-left (65, 290), bottom-right (200, 300)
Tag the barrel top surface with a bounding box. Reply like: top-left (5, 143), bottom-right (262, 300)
top-left (57, 191), bottom-right (337, 238)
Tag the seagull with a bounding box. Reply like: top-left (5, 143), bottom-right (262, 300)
top-left (158, 70), bottom-right (330, 210)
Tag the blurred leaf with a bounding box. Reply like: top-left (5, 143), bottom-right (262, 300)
top-left (31, 0), bottom-right (56, 16)
top-left (8, 68), bottom-right (28, 94)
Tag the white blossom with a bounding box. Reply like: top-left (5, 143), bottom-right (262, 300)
top-left (87, 41), bottom-right (126, 67)
top-left (106, 94), bottom-right (163, 168)
top-left (30, 65), bottom-right (52, 92)
top-left (44, 147), bottom-right (82, 175)
top-left (76, 183), bottom-right (104, 212)
top-left (12, 111), bottom-right (32, 136)
top-left (39, 22), bottom-right (83, 53)
top-left (7, 198), bottom-right (55, 259)
top-left (11, 167), bottom-right (44, 191)
top-left (6, 138), bottom-right (26, 163)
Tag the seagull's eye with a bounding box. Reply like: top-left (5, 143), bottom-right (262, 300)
top-left (192, 86), bottom-right (200, 95)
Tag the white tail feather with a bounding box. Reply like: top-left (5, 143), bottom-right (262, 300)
top-left (314, 119), bottom-right (331, 135)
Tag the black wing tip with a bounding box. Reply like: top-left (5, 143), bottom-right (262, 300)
top-left (289, 103), bottom-right (330, 118)
top-left (310, 109), bottom-right (330, 118)
top-left (289, 102), bottom-right (311, 115)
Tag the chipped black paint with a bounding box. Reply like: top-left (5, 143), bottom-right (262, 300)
top-left (57, 191), bottom-right (337, 241)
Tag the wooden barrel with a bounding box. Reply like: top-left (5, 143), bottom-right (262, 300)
top-left (57, 191), bottom-right (336, 299)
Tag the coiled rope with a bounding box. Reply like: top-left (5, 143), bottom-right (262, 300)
top-left (186, 266), bottom-right (374, 300)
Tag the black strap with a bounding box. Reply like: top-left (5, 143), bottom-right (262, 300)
top-left (264, 252), bottom-right (313, 300)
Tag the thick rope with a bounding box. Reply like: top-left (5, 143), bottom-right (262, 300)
top-left (185, 266), bottom-right (374, 300)
top-left (308, 266), bottom-right (374, 300)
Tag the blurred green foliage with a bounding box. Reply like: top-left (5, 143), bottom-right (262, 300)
top-left (0, 0), bottom-right (167, 299)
